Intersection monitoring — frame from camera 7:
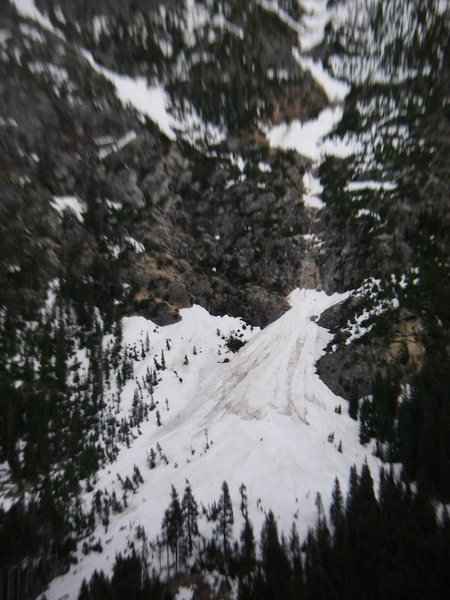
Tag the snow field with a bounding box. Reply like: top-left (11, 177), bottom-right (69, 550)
top-left (45, 289), bottom-right (381, 599)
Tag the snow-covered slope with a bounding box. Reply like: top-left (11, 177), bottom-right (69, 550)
top-left (7, 2), bottom-right (436, 598)
top-left (45, 289), bottom-right (381, 599)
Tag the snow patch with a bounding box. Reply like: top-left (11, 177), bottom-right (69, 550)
top-left (83, 51), bottom-right (226, 146)
top-left (175, 587), bottom-right (194, 600)
top-left (255, 0), bottom-right (303, 37)
top-left (303, 172), bottom-right (325, 209)
top-left (172, 100), bottom-right (227, 147)
top-left (212, 13), bottom-right (244, 40)
top-left (82, 51), bottom-right (177, 140)
top-left (19, 23), bottom-right (46, 42)
top-left (263, 106), bottom-right (344, 161)
top-left (6, 264), bottom-right (21, 273)
top-left (106, 199), bottom-right (123, 210)
top-left (0, 117), bottom-right (18, 127)
top-left (12, 0), bottom-right (61, 36)
top-left (346, 180), bottom-right (397, 192)
top-left (50, 196), bottom-right (86, 221)
top-left (298, 0), bottom-right (330, 51)
top-left (29, 62), bottom-right (68, 84)
top-left (357, 208), bottom-right (380, 220)
top-left (97, 130), bottom-right (137, 159)
top-left (92, 15), bottom-right (109, 41)
top-left (125, 236), bottom-right (145, 254)
top-left (258, 161), bottom-right (272, 173)
top-left (184, 0), bottom-right (210, 46)
top-left (293, 49), bottom-right (349, 102)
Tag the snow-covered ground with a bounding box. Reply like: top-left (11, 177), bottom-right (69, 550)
top-left (81, 49), bottom-right (177, 140)
top-left (50, 196), bottom-right (86, 221)
top-left (261, 0), bottom-right (356, 209)
top-left (302, 172), bottom-right (325, 209)
top-left (44, 288), bottom-right (381, 600)
top-left (264, 106), bottom-right (345, 161)
top-left (292, 48), bottom-right (349, 103)
top-left (11, 0), bottom-right (59, 35)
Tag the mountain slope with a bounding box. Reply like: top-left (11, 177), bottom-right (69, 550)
top-left (0, 1), bottom-right (449, 599)
top-left (45, 288), bottom-right (381, 599)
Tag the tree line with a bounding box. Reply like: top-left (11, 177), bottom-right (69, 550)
top-left (78, 463), bottom-right (449, 599)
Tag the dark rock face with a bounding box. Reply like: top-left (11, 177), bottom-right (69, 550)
top-left (313, 0), bottom-right (450, 397)
top-left (0, 0), bottom-right (329, 328)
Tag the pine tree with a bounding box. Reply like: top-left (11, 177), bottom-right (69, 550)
top-left (162, 485), bottom-right (183, 572)
top-left (215, 481), bottom-right (234, 560)
top-left (330, 477), bottom-right (344, 529)
top-left (347, 462), bottom-right (380, 594)
top-left (260, 510), bottom-right (291, 599)
top-left (147, 448), bottom-right (156, 469)
top-left (348, 388), bottom-right (359, 420)
top-left (346, 465), bottom-right (359, 515)
top-left (289, 522), bottom-right (304, 597)
top-left (239, 484), bottom-right (255, 580)
top-left (359, 397), bottom-right (374, 444)
top-left (132, 465), bottom-right (143, 486)
top-left (371, 371), bottom-right (398, 443)
top-left (181, 480), bottom-right (199, 559)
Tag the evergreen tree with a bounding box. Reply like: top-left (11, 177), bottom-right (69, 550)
top-left (330, 476), bottom-right (344, 530)
top-left (347, 463), bottom-right (380, 594)
top-left (371, 371), bottom-right (397, 443)
top-left (348, 388), bottom-right (359, 420)
top-left (239, 484), bottom-right (255, 582)
top-left (147, 448), bottom-right (156, 469)
top-left (289, 522), bottom-right (304, 598)
top-left (181, 480), bottom-right (199, 559)
top-left (260, 510), bottom-right (291, 600)
top-left (215, 481), bottom-right (234, 560)
top-left (358, 397), bottom-right (374, 444)
top-left (162, 485), bottom-right (183, 572)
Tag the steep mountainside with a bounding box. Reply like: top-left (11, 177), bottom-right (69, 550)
top-left (0, 1), bottom-right (449, 599)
